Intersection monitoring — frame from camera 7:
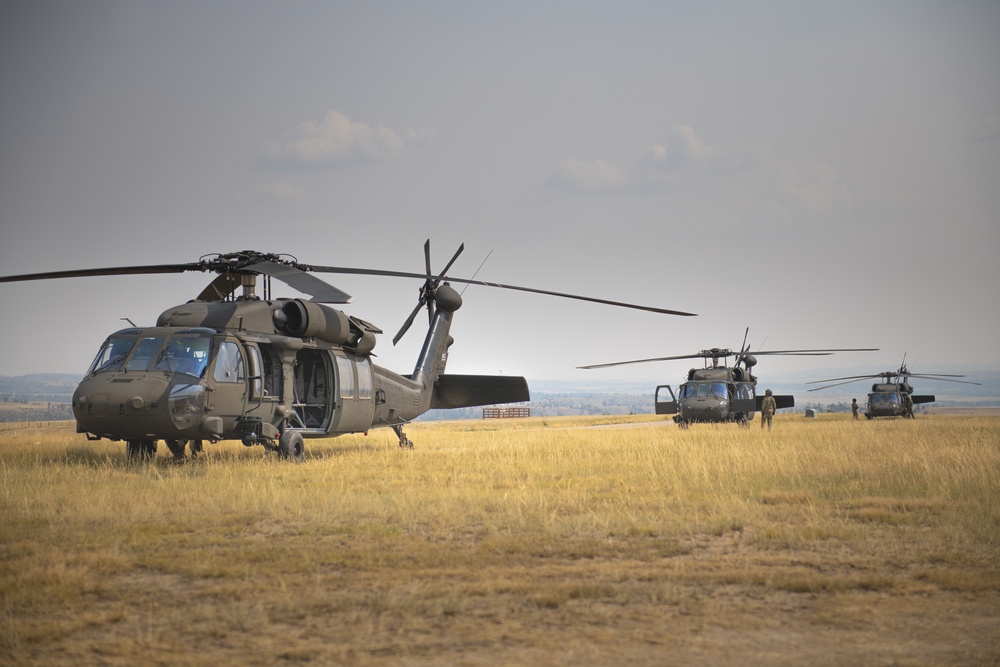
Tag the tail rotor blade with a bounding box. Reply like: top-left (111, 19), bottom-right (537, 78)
top-left (393, 301), bottom-right (424, 346)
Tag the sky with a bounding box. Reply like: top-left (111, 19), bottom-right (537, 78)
top-left (1, 0), bottom-right (998, 386)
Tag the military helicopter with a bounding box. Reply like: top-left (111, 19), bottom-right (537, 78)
top-left (579, 330), bottom-right (876, 427)
top-left (0, 243), bottom-right (695, 461)
top-left (806, 356), bottom-right (980, 419)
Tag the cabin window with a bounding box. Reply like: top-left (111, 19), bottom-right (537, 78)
top-left (213, 341), bottom-right (245, 383)
top-left (733, 384), bottom-right (755, 401)
top-left (336, 356), bottom-right (355, 399)
top-left (247, 346), bottom-right (263, 398)
top-left (356, 358), bottom-right (373, 400)
top-left (259, 344), bottom-right (281, 397)
top-left (125, 337), bottom-right (166, 372)
top-left (88, 335), bottom-right (139, 374)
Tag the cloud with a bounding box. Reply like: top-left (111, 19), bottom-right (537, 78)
top-left (258, 110), bottom-right (425, 170)
top-left (544, 158), bottom-right (627, 194)
top-left (641, 125), bottom-right (707, 174)
top-left (780, 163), bottom-right (851, 214)
top-left (545, 125), bottom-right (710, 195)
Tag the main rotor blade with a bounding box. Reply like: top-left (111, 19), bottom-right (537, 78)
top-left (305, 264), bottom-right (696, 317)
top-left (197, 274), bottom-right (239, 301)
top-left (244, 262), bottom-right (353, 303)
top-left (807, 377), bottom-right (874, 391)
top-left (578, 353), bottom-right (713, 370)
top-left (905, 375), bottom-right (981, 386)
top-left (750, 348), bottom-right (879, 355)
top-left (805, 374), bottom-right (880, 385)
top-left (0, 263), bottom-right (199, 283)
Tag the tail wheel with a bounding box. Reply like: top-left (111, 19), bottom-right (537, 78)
top-left (279, 431), bottom-right (305, 463)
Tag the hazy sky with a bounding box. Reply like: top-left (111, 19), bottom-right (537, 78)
top-left (1, 1), bottom-right (998, 385)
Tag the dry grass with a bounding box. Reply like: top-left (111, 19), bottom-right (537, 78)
top-left (1, 413), bottom-right (998, 665)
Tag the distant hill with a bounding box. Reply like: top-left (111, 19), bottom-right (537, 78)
top-left (0, 374), bottom-right (81, 402)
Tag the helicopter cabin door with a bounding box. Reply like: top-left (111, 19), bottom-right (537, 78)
top-left (209, 337), bottom-right (249, 435)
top-left (292, 349), bottom-right (333, 431)
top-left (730, 382), bottom-right (756, 414)
top-left (330, 354), bottom-right (376, 434)
top-left (654, 385), bottom-right (678, 415)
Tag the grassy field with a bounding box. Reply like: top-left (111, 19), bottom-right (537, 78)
top-left (1, 413), bottom-right (998, 666)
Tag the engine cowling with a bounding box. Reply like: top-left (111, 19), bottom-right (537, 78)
top-left (276, 300), bottom-right (352, 344)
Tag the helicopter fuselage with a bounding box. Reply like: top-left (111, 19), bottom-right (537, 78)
top-left (71, 286), bottom-right (529, 459)
top-left (864, 382), bottom-right (934, 419)
top-left (654, 366), bottom-right (792, 426)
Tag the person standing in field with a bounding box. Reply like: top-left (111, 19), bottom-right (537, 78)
top-left (851, 398), bottom-right (859, 420)
top-left (760, 389), bottom-right (777, 430)
top-left (903, 392), bottom-right (914, 419)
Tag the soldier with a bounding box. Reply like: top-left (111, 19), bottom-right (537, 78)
top-left (760, 389), bottom-right (777, 430)
top-left (851, 398), bottom-right (859, 420)
top-left (903, 392), bottom-right (914, 419)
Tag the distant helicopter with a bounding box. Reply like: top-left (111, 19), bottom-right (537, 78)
top-left (579, 330), bottom-right (876, 427)
top-left (806, 357), bottom-right (980, 419)
top-left (0, 243), bottom-right (695, 460)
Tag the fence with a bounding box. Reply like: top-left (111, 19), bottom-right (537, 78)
top-left (482, 406), bottom-right (531, 419)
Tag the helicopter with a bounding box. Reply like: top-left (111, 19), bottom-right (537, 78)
top-left (579, 330), bottom-right (877, 427)
top-left (0, 243), bottom-right (696, 461)
top-left (806, 356), bottom-right (981, 419)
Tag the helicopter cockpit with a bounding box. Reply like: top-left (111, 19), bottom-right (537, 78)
top-left (677, 382), bottom-right (730, 399)
top-left (88, 328), bottom-right (213, 377)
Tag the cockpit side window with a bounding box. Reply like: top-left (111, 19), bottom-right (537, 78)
top-left (152, 334), bottom-right (212, 377)
top-left (88, 335), bottom-right (139, 374)
top-left (213, 341), bottom-right (245, 383)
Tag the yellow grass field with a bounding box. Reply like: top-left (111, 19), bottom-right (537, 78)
top-left (1, 413), bottom-right (998, 666)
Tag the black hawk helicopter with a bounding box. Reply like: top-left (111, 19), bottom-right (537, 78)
top-left (579, 330), bottom-right (876, 427)
top-left (0, 243), bottom-right (695, 461)
top-left (806, 357), bottom-right (980, 419)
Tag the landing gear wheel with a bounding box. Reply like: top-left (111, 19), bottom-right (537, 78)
top-left (126, 439), bottom-right (156, 461)
top-left (165, 439), bottom-right (188, 459)
top-left (278, 431), bottom-right (305, 463)
top-left (392, 424), bottom-right (413, 449)
top-left (189, 439), bottom-right (203, 458)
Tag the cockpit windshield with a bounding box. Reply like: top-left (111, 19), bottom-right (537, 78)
top-left (87, 331), bottom-right (214, 377)
top-left (87, 334), bottom-right (140, 374)
top-left (152, 334), bottom-right (212, 377)
top-left (871, 393), bottom-right (900, 404)
top-left (678, 382), bottom-right (729, 399)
